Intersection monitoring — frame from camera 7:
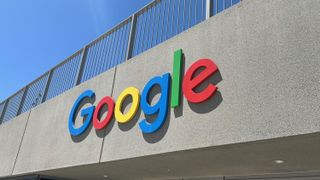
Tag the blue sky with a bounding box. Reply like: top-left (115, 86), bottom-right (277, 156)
top-left (0, 0), bottom-right (150, 101)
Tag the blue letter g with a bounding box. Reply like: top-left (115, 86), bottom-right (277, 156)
top-left (68, 90), bottom-right (95, 136)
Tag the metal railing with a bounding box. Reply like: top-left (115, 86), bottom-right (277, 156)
top-left (0, 0), bottom-right (241, 124)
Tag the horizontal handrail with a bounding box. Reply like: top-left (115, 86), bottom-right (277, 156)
top-left (0, 0), bottom-right (241, 124)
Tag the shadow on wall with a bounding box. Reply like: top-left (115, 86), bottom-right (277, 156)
top-left (116, 82), bottom-right (171, 144)
top-left (188, 67), bottom-right (223, 114)
top-left (142, 81), bottom-right (171, 144)
top-left (118, 95), bottom-right (141, 132)
top-left (173, 54), bottom-right (223, 117)
top-left (71, 96), bottom-right (96, 143)
top-left (142, 53), bottom-right (223, 143)
top-left (71, 53), bottom-right (223, 143)
top-left (96, 104), bottom-right (115, 138)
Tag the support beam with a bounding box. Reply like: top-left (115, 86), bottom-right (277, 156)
top-left (126, 14), bottom-right (138, 60)
top-left (41, 70), bottom-right (54, 103)
top-left (16, 86), bottom-right (29, 115)
top-left (0, 100), bottom-right (9, 124)
top-left (206, 0), bottom-right (213, 19)
top-left (74, 46), bottom-right (88, 86)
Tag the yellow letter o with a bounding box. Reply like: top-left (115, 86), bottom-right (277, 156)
top-left (115, 87), bottom-right (140, 123)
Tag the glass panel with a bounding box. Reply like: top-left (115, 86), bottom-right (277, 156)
top-left (20, 74), bottom-right (49, 113)
top-left (45, 51), bottom-right (82, 101)
top-left (2, 90), bottom-right (24, 123)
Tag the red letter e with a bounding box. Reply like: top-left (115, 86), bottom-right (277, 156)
top-left (182, 59), bottom-right (218, 103)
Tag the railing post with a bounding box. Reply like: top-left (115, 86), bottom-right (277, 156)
top-left (126, 14), bottom-right (138, 60)
top-left (74, 46), bottom-right (88, 86)
top-left (206, 0), bottom-right (213, 19)
top-left (0, 100), bottom-right (9, 124)
top-left (41, 70), bottom-right (54, 103)
top-left (17, 86), bottom-right (29, 115)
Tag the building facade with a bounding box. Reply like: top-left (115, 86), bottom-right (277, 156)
top-left (1, 0), bottom-right (320, 179)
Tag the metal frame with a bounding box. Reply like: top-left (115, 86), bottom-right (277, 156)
top-left (41, 70), bottom-right (54, 103)
top-left (206, 0), bottom-right (213, 19)
top-left (16, 86), bottom-right (29, 115)
top-left (0, 174), bottom-right (74, 180)
top-left (126, 15), bottom-right (137, 60)
top-left (0, 89), bottom-right (25, 123)
top-left (74, 46), bottom-right (88, 86)
top-left (0, 100), bottom-right (8, 124)
top-left (0, 0), bottom-right (239, 124)
top-left (226, 172), bottom-right (320, 180)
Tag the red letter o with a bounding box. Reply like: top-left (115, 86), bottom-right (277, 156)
top-left (93, 96), bottom-right (115, 130)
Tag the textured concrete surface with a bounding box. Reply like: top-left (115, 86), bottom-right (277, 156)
top-left (12, 69), bottom-right (116, 175)
top-left (38, 132), bottom-right (320, 180)
top-left (100, 0), bottom-right (320, 162)
top-left (0, 112), bottom-right (28, 176)
top-left (0, 0), bottom-right (319, 178)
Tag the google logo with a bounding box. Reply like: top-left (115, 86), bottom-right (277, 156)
top-left (69, 49), bottom-right (219, 136)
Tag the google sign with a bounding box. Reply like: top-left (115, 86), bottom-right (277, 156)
top-left (69, 49), bottom-right (219, 136)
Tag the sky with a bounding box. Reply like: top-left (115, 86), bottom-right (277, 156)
top-left (0, 0), bottom-right (151, 101)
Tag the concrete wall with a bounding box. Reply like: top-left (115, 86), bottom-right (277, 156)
top-left (12, 68), bottom-right (116, 175)
top-left (0, 112), bottom-right (28, 176)
top-left (101, 0), bottom-right (320, 162)
top-left (0, 0), bottom-right (319, 177)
